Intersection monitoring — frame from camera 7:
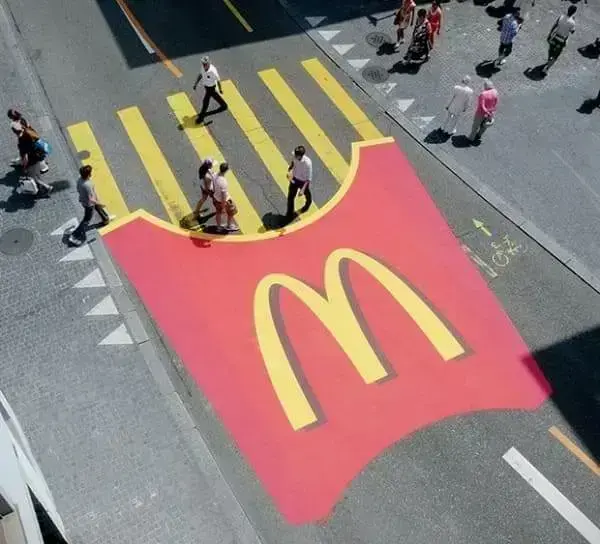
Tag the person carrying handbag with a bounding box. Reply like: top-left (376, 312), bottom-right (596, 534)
top-left (543, 5), bottom-right (576, 75)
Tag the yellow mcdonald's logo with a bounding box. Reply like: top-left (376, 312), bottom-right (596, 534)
top-left (253, 248), bottom-right (466, 431)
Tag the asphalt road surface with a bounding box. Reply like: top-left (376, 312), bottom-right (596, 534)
top-left (2, 0), bottom-right (599, 542)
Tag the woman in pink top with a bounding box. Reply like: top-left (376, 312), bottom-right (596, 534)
top-left (427, 0), bottom-right (443, 47)
top-left (469, 79), bottom-right (498, 143)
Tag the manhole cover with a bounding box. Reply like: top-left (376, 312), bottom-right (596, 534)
top-left (362, 65), bottom-right (389, 84)
top-left (365, 31), bottom-right (392, 48)
top-left (0, 228), bottom-right (34, 256)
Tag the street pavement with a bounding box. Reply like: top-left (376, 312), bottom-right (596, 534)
top-left (280, 0), bottom-right (600, 286)
top-left (0, 0), bottom-right (598, 542)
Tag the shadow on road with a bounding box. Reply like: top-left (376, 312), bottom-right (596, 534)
top-left (530, 326), bottom-right (600, 462)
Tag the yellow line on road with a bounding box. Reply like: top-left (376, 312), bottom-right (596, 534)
top-left (222, 0), bottom-right (253, 31)
top-left (114, 0), bottom-right (182, 78)
top-left (166, 92), bottom-right (263, 233)
top-left (549, 426), bottom-right (600, 477)
top-left (67, 121), bottom-right (129, 220)
top-left (258, 68), bottom-right (348, 184)
top-left (222, 80), bottom-right (318, 216)
top-left (117, 106), bottom-right (191, 224)
top-left (302, 58), bottom-right (384, 141)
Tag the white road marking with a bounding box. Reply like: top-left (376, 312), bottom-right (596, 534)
top-left (348, 58), bottom-right (370, 70)
top-left (99, 323), bottom-right (133, 346)
top-left (413, 115), bottom-right (435, 129)
top-left (73, 268), bottom-right (106, 289)
top-left (86, 295), bottom-right (119, 316)
top-left (503, 447), bottom-right (600, 544)
top-left (305, 16), bottom-right (326, 27)
top-left (393, 98), bottom-right (415, 112)
top-left (318, 29), bottom-right (340, 41)
top-left (116, 0), bottom-right (155, 54)
top-left (374, 82), bottom-right (397, 95)
top-left (333, 43), bottom-right (355, 55)
top-left (51, 218), bottom-right (78, 236)
top-left (60, 244), bottom-right (93, 262)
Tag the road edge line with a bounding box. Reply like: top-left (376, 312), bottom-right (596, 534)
top-left (274, 0), bottom-right (600, 296)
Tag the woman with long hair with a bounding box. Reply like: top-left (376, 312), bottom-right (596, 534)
top-left (193, 158), bottom-right (215, 218)
top-left (405, 9), bottom-right (434, 63)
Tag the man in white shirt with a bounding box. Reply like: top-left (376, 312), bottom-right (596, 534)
top-left (285, 145), bottom-right (313, 220)
top-left (543, 5), bottom-right (576, 74)
top-left (193, 56), bottom-right (228, 124)
top-left (440, 76), bottom-right (473, 136)
top-left (211, 162), bottom-right (239, 233)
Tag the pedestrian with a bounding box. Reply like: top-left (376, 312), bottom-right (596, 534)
top-left (543, 5), bottom-right (576, 75)
top-left (68, 165), bottom-right (110, 246)
top-left (11, 122), bottom-right (52, 195)
top-left (404, 9), bottom-right (434, 63)
top-left (426, 0), bottom-right (443, 48)
top-left (285, 145), bottom-right (313, 220)
top-left (393, 0), bottom-right (416, 50)
top-left (7, 109), bottom-right (49, 173)
top-left (441, 76), bottom-right (473, 136)
top-left (469, 80), bottom-right (498, 143)
top-left (7, 109), bottom-right (30, 129)
top-left (212, 162), bottom-right (239, 233)
top-left (494, 10), bottom-right (521, 67)
top-left (193, 158), bottom-right (216, 218)
top-left (193, 56), bottom-right (228, 125)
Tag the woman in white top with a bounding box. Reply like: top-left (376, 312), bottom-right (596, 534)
top-left (212, 162), bottom-right (239, 233)
top-left (193, 158), bottom-right (215, 218)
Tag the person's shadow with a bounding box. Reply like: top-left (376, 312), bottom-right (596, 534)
top-left (451, 135), bottom-right (473, 148)
top-left (524, 65), bottom-right (547, 81)
top-left (578, 39), bottom-right (600, 59)
top-left (424, 128), bottom-right (451, 144)
top-left (577, 97), bottom-right (600, 114)
top-left (388, 59), bottom-right (423, 75)
top-left (475, 60), bottom-right (500, 78)
top-left (262, 212), bottom-right (295, 231)
top-left (377, 42), bottom-right (398, 56)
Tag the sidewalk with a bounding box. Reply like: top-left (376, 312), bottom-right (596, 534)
top-left (0, 1), bottom-right (259, 543)
top-left (279, 0), bottom-right (600, 291)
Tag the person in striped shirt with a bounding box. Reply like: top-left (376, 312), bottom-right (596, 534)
top-left (494, 10), bottom-right (522, 67)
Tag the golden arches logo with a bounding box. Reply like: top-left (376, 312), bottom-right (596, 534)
top-left (254, 248), bottom-right (466, 431)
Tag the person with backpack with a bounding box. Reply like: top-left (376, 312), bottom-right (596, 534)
top-left (11, 122), bottom-right (52, 196)
top-left (7, 109), bottom-right (49, 173)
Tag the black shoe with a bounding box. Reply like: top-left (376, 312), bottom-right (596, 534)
top-left (299, 206), bottom-right (311, 214)
top-left (195, 115), bottom-right (205, 125)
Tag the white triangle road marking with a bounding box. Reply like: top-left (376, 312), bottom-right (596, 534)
top-left (394, 98), bottom-right (415, 112)
top-left (413, 116), bottom-right (435, 129)
top-left (348, 58), bottom-right (370, 70)
top-left (51, 218), bottom-right (78, 236)
top-left (375, 82), bottom-right (397, 95)
top-left (73, 268), bottom-right (106, 289)
top-left (318, 30), bottom-right (340, 41)
top-left (333, 43), bottom-right (355, 55)
top-left (98, 323), bottom-right (133, 346)
top-left (86, 295), bottom-right (119, 316)
top-left (305, 16), bottom-right (326, 27)
top-left (60, 244), bottom-right (93, 262)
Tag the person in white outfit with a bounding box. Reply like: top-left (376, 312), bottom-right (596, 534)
top-left (440, 76), bottom-right (473, 136)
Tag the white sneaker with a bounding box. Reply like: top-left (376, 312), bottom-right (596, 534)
top-left (499, 58), bottom-right (507, 65)
top-left (226, 224), bottom-right (240, 232)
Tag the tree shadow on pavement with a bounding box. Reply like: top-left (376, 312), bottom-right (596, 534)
top-left (524, 65), bottom-right (547, 81)
top-left (529, 326), bottom-right (600, 462)
top-left (475, 60), bottom-right (500, 78)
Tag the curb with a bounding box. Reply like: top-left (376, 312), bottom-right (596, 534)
top-left (275, 0), bottom-right (600, 295)
top-left (0, 2), bottom-right (263, 542)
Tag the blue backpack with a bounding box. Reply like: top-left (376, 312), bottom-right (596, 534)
top-left (34, 138), bottom-right (51, 156)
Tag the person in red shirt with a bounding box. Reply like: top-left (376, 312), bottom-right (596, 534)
top-left (469, 80), bottom-right (498, 143)
top-left (427, 0), bottom-right (443, 47)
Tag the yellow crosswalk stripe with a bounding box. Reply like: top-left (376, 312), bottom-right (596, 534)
top-left (166, 92), bottom-right (263, 233)
top-left (117, 106), bottom-right (191, 224)
top-left (302, 58), bottom-right (384, 141)
top-left (67, 122), bottom-right (129, 219)
top-left (258, 68), bottom-right (348, 184)
top-left (222, 80), bottom-right (318, 215)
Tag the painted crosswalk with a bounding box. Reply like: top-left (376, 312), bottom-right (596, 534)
top-left (67, 58), bottom-right (382, 233)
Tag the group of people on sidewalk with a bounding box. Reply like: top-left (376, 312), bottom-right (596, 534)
top-left (393, 0), bottom-right (443, 63)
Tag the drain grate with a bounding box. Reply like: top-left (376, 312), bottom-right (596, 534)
top-left (0, 228), bottom-right (34, 256)
top-left (361, 65), bottom-right (390, 84)
top-left (365, 31), bottom-right (392, 48)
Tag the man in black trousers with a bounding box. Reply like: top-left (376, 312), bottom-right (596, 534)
top-left (285, 145), bottom-right (313, 220)
top-left (193, 56), bottom-right (228, 124)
